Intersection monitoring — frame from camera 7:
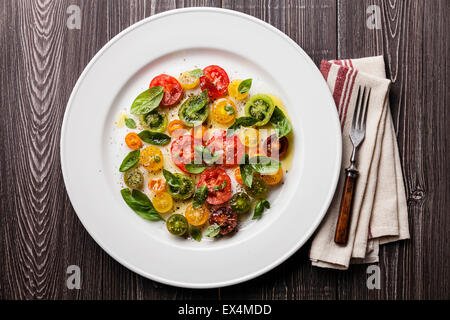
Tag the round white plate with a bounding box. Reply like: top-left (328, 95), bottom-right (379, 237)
top-left (61, 8), bottom-right (341, 288)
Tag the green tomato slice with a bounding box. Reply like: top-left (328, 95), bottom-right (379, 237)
top-left (244, 94), bottom-right (275, 126)
top-left (178, 92), bottom-right (209, 127)
top-left (230, 192), bottom-right (251, 214)
top-left (166, 214), bottom-right (188, 236)
top-left (166, 173), bottom-right (195, 201)
top-left (123, 168), bottom-right (144, 189)
top-left (141, 109), bottom-right (168, 132)
top-left (245, 176), bottom-right (267, 199)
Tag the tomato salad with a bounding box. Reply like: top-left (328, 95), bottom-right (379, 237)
top-left (118, 65), bottom-right (292, 241)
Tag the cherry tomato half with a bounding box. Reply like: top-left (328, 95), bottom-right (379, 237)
top-left (148, 178), bottom-right (166, 194)
top-left (211, 98), bottom-right (236, 124)
top-left (150, 74), bottom-right (183, 107)
top-left (168, 120), bottom-right (190, 138)
top-left (209, 206), bottom-right (238, 235)
top-left (170, 134), bottom-right (194, 173)
top-left (261, 167), bottom-right (284, 185)
top-left (185, 204), bottom-right (210, 226)
top-left (166, 214), bottom-right (188, 236)
top-left (205, 130), bottom-right (245, 167)
top-left (199, 65), bottom-right (230, 99)
top-left (198, 168), bottom-right (232, 205)
top-left (153, 192), bottom-right (173, 213)
top-left (125, 132), bottom-right (142, 150)
top-left (234, 167), bottom-right (244, 185)
top-left (140, 146), bottom-right (164, 172)
top-left (263, 134), bottom-right (289, 159)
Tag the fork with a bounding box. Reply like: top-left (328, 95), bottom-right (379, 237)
top-left (334, 86), bottom-right (371, 245)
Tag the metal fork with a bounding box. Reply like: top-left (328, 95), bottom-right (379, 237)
top-left (334, 86), bottom-right (371, 245)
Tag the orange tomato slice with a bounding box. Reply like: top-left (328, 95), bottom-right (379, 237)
top-left (125, 132), bottom-right (142, 150)
top-left (261, 167), bottom-right (283, 185)
top-left (148, 178), bottom-right (166, 194)
top-left (185, 204), bottom-right (210, 226)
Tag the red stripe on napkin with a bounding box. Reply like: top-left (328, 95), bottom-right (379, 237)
top-left (320, 60), bottom-right (332, 80)
top-left (332, 67), bottom-right (349, 116)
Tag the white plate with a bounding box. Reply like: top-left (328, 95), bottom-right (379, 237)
top-left (61, 8), bottom-right (341, 288)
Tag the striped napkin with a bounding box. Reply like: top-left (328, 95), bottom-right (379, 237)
top-left (309, 56), bottom-right (409, 269)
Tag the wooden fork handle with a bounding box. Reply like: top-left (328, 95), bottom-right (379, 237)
top-left (334, 168), bottom-right (358, 245)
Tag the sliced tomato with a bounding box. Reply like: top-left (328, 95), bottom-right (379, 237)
top-left (197, 168), bottom-right (232, 205)
top-left (205, 130), bottom-right (245, 167)
top-left (199, 65), bottom-right (230, 99)
top-left (170, 134), bottom-right (194, 173)
top-left (150, 74), bottom-right (183, 107)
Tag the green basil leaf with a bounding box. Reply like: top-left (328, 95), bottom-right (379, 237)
top-left (119, 150), bottom-right (140, 172)
top-left (185, 162), bottom-right (206, 174)
top-left (162, 169), bottom-right (181, 187)
top-left (187, 90), bottom-right (208, 115)
top-left (138, 130), bottom-right (171, 145)
top-left (194, 145), bottom-right (222, 165)
top-left (130, 86), bottom-right (164, 115)
top-left (249, 155), bottom-right (281, 175)
top-left (224, 104), bottom-right (235, 115)
top-left (253, 199), bottom-right (270, 220)
top-left (238, 78), bottom-right (252, 94)
top-left (189, 68), bottom-right (203, 78)
top-left (125, 117), bottom-right (136, 129)
top-left (239, 154), bottom-right (254, 188)
top-left (270, 107), bottom-right (292, 138)
top-left (205, 224), bottom-right (221, 237)
top-left (121, 189), bottom-right (164, 221)
top-left (189, 226), bottom-right (202, 242)
top-left (193, 185), bottom-right (208, 209)
top-left (227, 117), bottom-right (259, 136)
top-left (214, 180), bottom-right (227, 191)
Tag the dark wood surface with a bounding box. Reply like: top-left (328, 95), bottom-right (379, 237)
top-left (0, 0), bottom-right (448, 300)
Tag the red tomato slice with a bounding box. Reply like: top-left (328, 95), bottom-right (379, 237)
top-left (199, 65), bottom-right (230, 99)
top-left (198, 168), bottom-right (232, 205)
top-left (206, 130), bottom-right (245, 167)
top-left (150, 74), bottom-right (183, 107)
top-left (170, 134), bottom-right (194, 173)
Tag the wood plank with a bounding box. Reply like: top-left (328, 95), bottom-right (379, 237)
top-left (0, 0), bottom-right (219, 300)
top-left (336, 0), bottom-right (450, 299)
top-left (220, 0), bottom-right (338, 300)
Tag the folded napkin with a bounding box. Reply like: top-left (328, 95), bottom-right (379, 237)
top-left (309, 56), bottom-right (409, 269)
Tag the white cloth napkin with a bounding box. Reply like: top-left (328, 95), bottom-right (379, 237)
top-left (309, 56), bottom-right (409, 269)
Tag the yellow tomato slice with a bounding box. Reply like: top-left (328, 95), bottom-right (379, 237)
top-left (212, 98), bottom-right (236, 124)
top-left (238, 127), bottom-right (259, 148)
top-left (139, 146), bottom-right (164, 172)
top-left (261, 167), bottom-right (283, 185)
top-left (179, 71), bottom-right (200, 90)
top-left (153, 192), bottom-right (173, 213)
top-left (185, 204), bottom-right (210, 226)
top-left (228, 79), bottom-right (249, 100)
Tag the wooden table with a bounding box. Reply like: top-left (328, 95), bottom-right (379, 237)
top-left (0, 0), bottom-right (448, 300)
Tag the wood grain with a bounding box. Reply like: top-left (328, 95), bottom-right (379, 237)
top-left (0, 0), bottom-right (448, 300)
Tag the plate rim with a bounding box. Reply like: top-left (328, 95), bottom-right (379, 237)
top-left (60, 7), bottom-right (342, 288)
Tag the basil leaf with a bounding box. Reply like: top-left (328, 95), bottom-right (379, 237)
top-left (131, 189), bottom-right (153, 208)
top-left (193, 185), bottom-right (208, 209)
top-left (214, 180), bottom-right (227, 191)
top-left (185, 162), bottom-right (206, 174)
top-left (189, 226), bottom-right (202, 242)
top-left (194, 145), bottom-right (222, 165)
top-left (270, 107), bottom-right (292, 138)
top-left (239, 154), bottom-right (253, 188)
top-left (119, 150), bottom-right (140, 172)
top-left (121, 189), bottom-right (164, 221)
top-left (189, 68), bottom-right (203, 78)
top-left (238, 78), bottom-right (252, 94)
top-left (187, 90), bottom-right (208, 115)
top-left (125, 117), bottom-right (136, 129)
top-left (227, 117), bottom-right (259, 136)
top-left (253, 199), bottom-right (270, 220)
top-left (130, 86), bottom-right (164, 115)
top-left (224, 104), bottom-right (235, 115)
top-left (205, 224), bottom-right (220, 237)
top-left (138, 130), bottom-right (171, 145)
top-left (249, 155), bottom-right (281, 175)
top-left (163, 169), bottom-right (181, 187)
